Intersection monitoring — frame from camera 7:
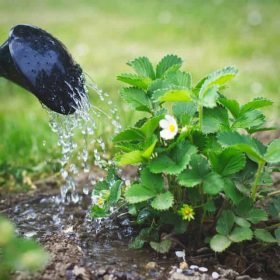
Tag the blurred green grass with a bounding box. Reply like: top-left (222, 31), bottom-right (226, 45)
top-left (0, 0), bottom-right (279, 182)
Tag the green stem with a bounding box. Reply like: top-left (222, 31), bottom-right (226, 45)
top-left (198, 104), bottom-right (203, 131)
top-left (251, 160), bottom-right (265, 201)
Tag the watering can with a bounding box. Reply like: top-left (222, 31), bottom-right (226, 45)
top-left (0, 24), bottom-right (86, 115)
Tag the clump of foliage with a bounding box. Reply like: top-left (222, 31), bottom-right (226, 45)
top-left (91, 55), bottom-right (280, 253)
top-left (0, 215), bottom-right (49, 278)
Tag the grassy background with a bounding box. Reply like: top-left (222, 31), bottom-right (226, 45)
top-left (0, 0), bottom-right (279, 183)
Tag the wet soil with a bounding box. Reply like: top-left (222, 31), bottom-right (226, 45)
top-left (0, 131), bottom-right (279, 280)
top-left (0, 179), bottom-right (279, 280)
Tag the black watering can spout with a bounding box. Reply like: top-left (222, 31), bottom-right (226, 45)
top-left (0, 24), bottom-right (86, 115)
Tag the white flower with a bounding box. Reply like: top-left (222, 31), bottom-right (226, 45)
top-left (159, 115), bottom-right (178, 140)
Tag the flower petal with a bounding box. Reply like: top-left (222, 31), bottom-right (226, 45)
top-left (165, 115), bottom-right (174, 122)
top-left (159, 119), bottom-right (169, 129)
top-left (160, 129), bottom-right (175, 140)
top-left (160, 129), bottom-right (172, 140)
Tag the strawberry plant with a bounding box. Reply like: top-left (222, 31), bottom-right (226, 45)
top-left (91, 55), bottom-right (280, 253)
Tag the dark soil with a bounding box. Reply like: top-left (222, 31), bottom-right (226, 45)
top-left (0, 132), bottom-right (279, 280)
top-left (0, 178), bottom-right (279, 280)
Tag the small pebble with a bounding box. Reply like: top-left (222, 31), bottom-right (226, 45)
top-left (145, 261), bottom-right (157, 270)
top-left (183, 269), bottom-right (194, 276)
top-left (179, 261), bottom-right (188, 270)
top-left (190, 265), bottom-right (199, 270)
top-left (97, 268), bottom-right (106, 276)
top-left (199, 267), bottom-right (208, 273)
top-left (212, 271), bottom-right (220, 279)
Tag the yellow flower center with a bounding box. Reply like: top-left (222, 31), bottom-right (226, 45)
top-left (97, 197), bottom-right (104, 207)
top-left (178, 204), bottom-right (195, 221)
top-left (169, 124), bottom-right (176, 133)
top-left (182, 207), bottom-right (193, 217)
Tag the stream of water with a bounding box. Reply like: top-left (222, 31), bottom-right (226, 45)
top-left (47, 75), bottom-right (121, 204)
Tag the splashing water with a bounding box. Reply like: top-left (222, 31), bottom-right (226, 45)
top-left (47, 74), bottom-right (121, 204)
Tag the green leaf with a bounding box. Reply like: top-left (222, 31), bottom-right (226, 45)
top-left (150, 239), bottom-right (172, 254)
top-left (113, 128), bottom-right (145, 143)
top-left (234, 198), bottom-right (253, 217)
top-left (94, 180), bottom-right (109, 192)
top-left (127, 56), bottom-right (155, 79)
top-left (192, 131), bottom-right (208, 152)
top-left (140, 114), bottom-right (163, 138)
top-left (151, 191), bottom-right (174, 210)
top-left (210, 234), bottom-right (232, 252)
top-left (128, 204), bottom-right (137, 216)
top-left (210, 148), bottom-right (246, 176)
top-left (142, 136), bottom-right (157, 159)
top-left (234, 217), bottom-right (251, 228)
top-left (117, 73), bottom-right (152, 89)
top-left (229, 227), bottom-right (253, 242)
top-left (129, 237), bottom-right (145, 249)
top-left (274, 228), bottom-right (280, 244)
top-left (148, 79), bottom-right (171, 92)
top-left (149, 141), bottom-right (197, 174)
top-left (264, 139), bottom-right (280, 163)
top-left (268, 197), bottom-right (280, 219)
top-left (117, 150), bottom-right (144, 166)
top-left (199, 66), bottom-right (238, 98)
top-left (159, 212), bottom-right (187, 234)
top-left (232, 110), bottom-right (265, 129)
top-left (178, 154), bottom-right (209, 187)
top-left (200, 86), bottom-right (219, 108)
top-left (166, 71), bottom-right (192, 88)
top-left (140, 168), bottom-right (164, 193)
top-left (108, 180), bottom-right (122, 204)
top-left (240, 97), bottom-right (273, 113)
top-left (91, 205), bottom-right (108, 218)
top-left (156, 88), bottom-right (192, 102)
top-left (156, 54), bottom-right (183, 78)
top-left (202, 107), bottom-right (229, 134)
top-left (120, 87), bottom-right (151, 112)
top-left (260, 170), bottom-right (273, 186)
top-left (125, 184), bottom-right (156, 203)
top-left (218, 97), bottom-right (240, 118)
top-left (246, 208), bottom-right (268, 224)
top-left (137, 208), bottom-right (152, 224)
top-left (255, 229), bottom-right (277, 243)
top-left (204, 134), bottom-right (223, 153)
top-left (178, 171), bottom-right (202, 187)
top-left (138, 227), bottom-right (159, 241)
top-left (204, 200), bottom-right (217, 213)
top-left (223, 179), bottom-right (243, 205)
top-left (203, 172), bottom-right (224, 195)
top-left (173, 102), bottom-right (197, 119)
top-left (216, 210), bottom-right (235, 235)
top-left (217, 131), bottom-right (265, 162)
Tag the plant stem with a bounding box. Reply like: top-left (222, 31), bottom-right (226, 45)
top-left (251, 160), bottom-right (265, 201)
top-left (198, 104), bottom-right (203, 131)
top-left (267, 189), bottom-right (280, 197)
top-left (266, 223), bottom-right (280, 230)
